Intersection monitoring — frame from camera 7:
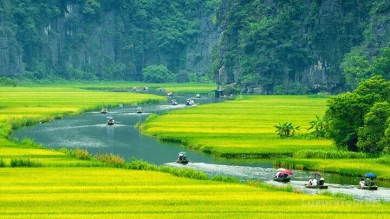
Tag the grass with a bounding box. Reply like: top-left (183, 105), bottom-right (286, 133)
top-left (141, 95), bottom-right (333, 157)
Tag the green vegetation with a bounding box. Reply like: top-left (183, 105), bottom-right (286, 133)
top-left (2, 167), bottom-right (389, 218)
top-left (274, 122), bottom-right (300, 138)
top-left (325, 76), bottom-right (390, 153)
top-left (2, 84), bottom-right (388, 217)
top-left (141, 95), bottom-right (333, 157)
top-left (1, 0), bottom-right (220, 82)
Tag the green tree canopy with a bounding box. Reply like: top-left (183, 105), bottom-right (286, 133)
top-left (357, 102), bottom-right (390, 153)
top-left (142, 64), bottom-right (174, 83)
top-left (325, 75), bottom-right (390, 152)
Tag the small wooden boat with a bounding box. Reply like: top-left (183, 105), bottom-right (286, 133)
top-left (305, 184), bottom-right (328, 189)
top-left (196, 94), bottom-right (201, 98)
top-left (273, 177), bottom-right (291, 182)
top-left (358, 185), bottom-right (378, 190)
top-left (176, 159), bottom-right (189, 164)
top-left (136, 107), bottom-right (143, 113)
top-left (106, 116), bottom-right (114, 125)
top-left (176, 152), bottom-right (189, 164)
top-left (101, 108), bottom-right (108, 114)
top-left (171, 99), bottom-right (178, 105)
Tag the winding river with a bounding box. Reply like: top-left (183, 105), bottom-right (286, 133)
top-left (12, 90), bottom-right (390, 202)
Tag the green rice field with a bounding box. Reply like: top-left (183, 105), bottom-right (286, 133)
top-left (1, 84), bottom-right (389, 217)
top-left (141, 95), bottom-right (333, 157)
top-left (1, 167), bottom-right (389, 218)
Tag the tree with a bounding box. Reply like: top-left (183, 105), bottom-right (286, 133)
top-left (308, 115), bottom-right (327, 138)
top-left (325, 75), bottom-right (390, 151)
top-left (142, 64), bottom-right (174, 83)
top-left (274, 122), bottom-right (300, 138)
top-left (357, 102), bottom-right (390, 153)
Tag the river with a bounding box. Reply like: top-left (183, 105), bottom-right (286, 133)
top-left (11, 90), bottom-right (390, 202)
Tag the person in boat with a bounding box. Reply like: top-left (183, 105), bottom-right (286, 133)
top-left (319, 177), bottom-right (325, 185)
top-left (178, 153), bottom-right (183, 161)
top-left (275, 172), bottom-right (283, 178)
top-left (359, 178), bottom-right (366, 188)
top-left (312, 177), bottom-right (318, 186)
top-left (308, 177), bottom-right (313, 186)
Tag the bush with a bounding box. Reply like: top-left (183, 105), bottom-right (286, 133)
top-left (0, 77), bottom-right (17, 87)
top-left (376, 155), bottom-right (390, 165)
top-left (0, 159), bottom-right (5, 167)
top-left (10, 158), bottom-right (42, 167)
top-left (95, 152), bottom-right (125, 167)
top-left (126, 158), bottom-right (159, 170)
top-left (293, 150), bottom-right (367, 159)
top-left (210, 175), bottom-right (241, 183)
top-left (142, 65), bottom-right (174, 83)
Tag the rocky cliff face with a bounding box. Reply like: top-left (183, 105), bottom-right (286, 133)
top-left (215, 0), bottom-right (380, 94)
top-left (0, 5), bottom-right (24, 76)
top-left (6, 2), bottom-right (221, 80)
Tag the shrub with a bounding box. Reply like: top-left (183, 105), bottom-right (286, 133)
top-left (210, 175), bottom-right (241, 183)
top-left (95, 152), bottom-right (125, 167)
top-left (126, 158), bottom-right (159, 171)
top-left (0, 159), bottom-right (5, 167)
top-left (10, 158), bottom-right (42, 167)
top-left (293, 150), bottom-right (367, 159)
top-left (376, 155), bottom-right (390, 165)
top-left (64, 148), bottom-right (91, 160)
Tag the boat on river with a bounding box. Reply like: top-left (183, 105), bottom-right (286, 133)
top-left (358, 173), bottom-right (378, 190)
top-left (304, 184), bottom-right (328, 189)
top-left (358, 185), bottom-right (378, 190)
top-left (101, 108), bottom-right (108, 114)
top-left (273, 168), bottom-right (292, 182)
top-left (273, 177), bottom-right (291, 182)
top-left (106, 116), bottom-right (115, 125)
top-left (136, 107), bottom-right (143, 113)
top-left (176, 151), bottom-right (189, 164)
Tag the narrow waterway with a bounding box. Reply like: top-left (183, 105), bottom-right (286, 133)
top-left (12, 90), bottom-right (390, 202)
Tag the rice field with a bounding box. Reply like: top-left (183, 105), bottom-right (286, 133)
top-left (1, 84), bottom-right (389, 217)
top-left (0, 167), bottom-right (388, 218)
top-left (141, 95), bottom-right (334, 157)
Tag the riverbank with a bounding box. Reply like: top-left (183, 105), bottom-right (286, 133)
top-left (141, 94), bottom-right (390, 180)
top-left (1, 84), bottom-right (389, 217)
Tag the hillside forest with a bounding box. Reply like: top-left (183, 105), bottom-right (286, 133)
top-left (2, 0), bottom-right (390, 94)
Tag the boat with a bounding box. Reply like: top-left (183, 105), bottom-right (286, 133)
top-left (136, 107), bottom-right (143, 113)
top-left (358, 185), bottom-right (378, 190)
top-left (101, 108), bottom-right (108, 114)
top-left (167, 91), bottom-right (173, 96)
top-left (304, 184), bottom-right (328, 189)
top-left (171, 99), bottom-right (178, 105)
top-left (196, 94), bottom-right (201, 98)
top-left (176, 151), bottom-right (189, 164)
top-left (106, 116), bottom-right (115, 125)
top-left (273, 169), bottom-right (293, 182)
top-left (186, 98), bottom-right (195, 106)
top-left (273, 177), bottom-right (291, 182)
top-left (358, 173), bottom-right (378, 190)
